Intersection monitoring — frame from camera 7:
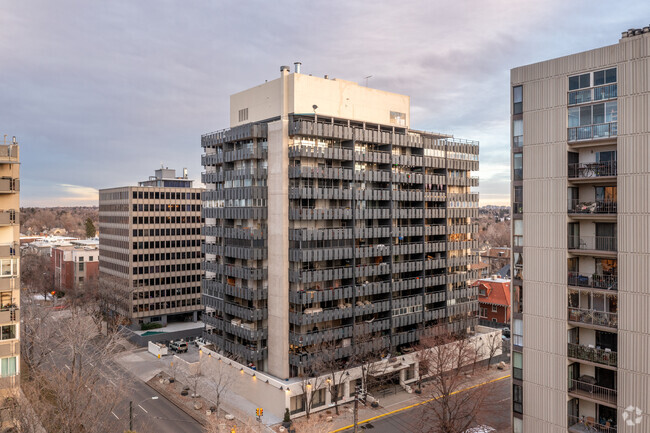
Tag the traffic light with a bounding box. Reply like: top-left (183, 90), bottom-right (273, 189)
top-left (255, 408), bottom-right (263, 417)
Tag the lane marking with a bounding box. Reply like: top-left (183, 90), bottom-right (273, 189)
top-left (138, 404), bottom-right (148, 414)
top-left (64, 364), bottom-right (71, 370)
top-left (329, 374), bottom-right (511, 433)
top-left (112, 412), bottom-right (120, 420)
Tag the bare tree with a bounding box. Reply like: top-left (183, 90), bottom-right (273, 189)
top-left (483, 332), bottom-right (501, 370)
top-left (312, 333), bottom-right (353, 415)
top-left (20, 252), bottom-right (54, 300)
top-left (352, 324), bottom-right (388, 397)
top-left (202, 354), bottom-right (235, 416)
top-left (297, 365), bottom-right (327, 420)
top-left (19, 293), bottom-right (130, 433)
top-left (415, 329), bottom-right (488, 433)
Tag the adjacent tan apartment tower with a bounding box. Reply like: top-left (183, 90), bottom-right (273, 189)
top-left (0, 136), bottom-right (19, 391)
top-left (99, 168), bottom-right (203, 327)
top-left (202, 65), bottom-right (480, 379)
top-left (511, 27), bottom-right (650, 433)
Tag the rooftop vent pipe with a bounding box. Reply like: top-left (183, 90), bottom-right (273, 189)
top-left (294, 62), bottom-right (302, 74)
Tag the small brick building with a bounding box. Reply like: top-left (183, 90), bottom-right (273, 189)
top-left (52, 244), bottom-right (99, 291)
top-left (472, 277), bottom-right (511, 327)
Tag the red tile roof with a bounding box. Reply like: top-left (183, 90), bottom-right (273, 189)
top-left (472, 278), bottom-right (511, 307)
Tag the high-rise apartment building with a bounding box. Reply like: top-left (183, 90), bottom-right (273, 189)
top-left (510, 27), bottom-right (650, 432)
top-left (99, 168), bottom-right (203, 326)
top-left (201, 65), bottom-right (479, 378)
top-left (0, 136), bottom-right (19, 391)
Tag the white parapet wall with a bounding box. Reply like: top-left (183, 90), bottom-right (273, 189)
top-left (197, 327), bottom-right (503, 421)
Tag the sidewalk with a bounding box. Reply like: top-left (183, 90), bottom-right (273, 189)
top-left (327, 365), bottom-right (511, 432)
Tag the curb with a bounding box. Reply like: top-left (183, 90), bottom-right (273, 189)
top-left (145, 378), bottom-right (208, 427)
top-left (329, 374), bottom-right (511, 433)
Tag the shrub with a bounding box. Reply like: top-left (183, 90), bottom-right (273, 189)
top-left (140, 322), bottom-right (163, 331)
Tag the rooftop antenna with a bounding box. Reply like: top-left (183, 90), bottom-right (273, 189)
top-left (364, 75), bottom-right (373, 87)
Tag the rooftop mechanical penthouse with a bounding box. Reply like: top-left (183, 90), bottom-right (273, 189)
top-left (201, 65), bottom-right (480, 379)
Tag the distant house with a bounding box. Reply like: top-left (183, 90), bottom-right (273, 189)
top-left (472, 277), bottom-right (511, 327)
top-left (470, 261), bottom-right (490, 279)
top-left (479, 247), bottom-right (511, 275)
top-left (497, 263), bottom-right (511, 279)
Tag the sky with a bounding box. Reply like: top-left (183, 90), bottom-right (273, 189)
top-left (2, 1), bottom-right (649, 207)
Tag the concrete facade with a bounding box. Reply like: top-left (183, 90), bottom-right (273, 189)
top-left (510, 28), bottom-right (650, 433)
top-left (202, 66), bottom-right (480, 379)
top-left (98, 169), bottom-right (203, 326)
top-left (0, 137), bottom-right (19, 392)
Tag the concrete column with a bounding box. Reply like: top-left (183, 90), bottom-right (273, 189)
top-left (399, 368), bottom-right (406, 385)
top-left (161, 315), bottom-right (168, 326)
top-left (192, 311), bottom-right (197, 322)
top-left (344, 380), bottom-right (350, 399)
top-left (267, 66), bottom-right (291, 379)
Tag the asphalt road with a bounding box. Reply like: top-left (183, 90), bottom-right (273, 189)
top-left (340, 377), bottom-right (511, 433)
top-left (104, 358), bottom-right (204, 433)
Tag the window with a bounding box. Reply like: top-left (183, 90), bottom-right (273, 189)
top-left (479, 307), bottom-right (487, 318)
top-left (78, 263), bottom-right (84, 271)
top-left (492, 305), bottom-right (498, 313)
top-left (0, 325), bottom-right (15, 340)
top-left (238, 108), bottom-right (248, 122)
top-left (513, 86), bottom-right (523, 114)
top-left (513, 352), bottom-right (523, 380)
top-left (569, 73), bottom-right (590, 90)
top-left (79, 257), bottom-right (84, 262)
top-left (513, 119), bottom-right (523, 148)
top-left (513, 318), bottom-right (523, 347)
top-left (390, 111), bottom-right (406, 126)
top-left (513, 383), bottom-right (523, 413)
top-left (513, 186), bottom-right (523, 214)
top-left (513, 154), bottom-right (523, 181)
top-left (0, 292), bottom-right (12, 309)
top-left (514, 220), bottom-right (523, 247)
top-left (594, 68), bottom-right (616, 86)
top-left (0, 357), bottom-right (16, 377)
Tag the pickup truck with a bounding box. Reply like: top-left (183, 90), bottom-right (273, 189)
top-left (169, 340), bottom-right (188, 353)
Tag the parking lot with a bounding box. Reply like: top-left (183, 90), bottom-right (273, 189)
top-left (161, 337), bottom-right (203, 363)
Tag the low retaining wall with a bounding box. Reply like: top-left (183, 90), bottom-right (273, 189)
top-left (120, 326), bottom-right (203, 347)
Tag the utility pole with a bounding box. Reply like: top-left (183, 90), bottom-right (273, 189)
top-left (129, 400), bottom-right (133, 431)
top-left (353, 385), bottom-right (359, 433)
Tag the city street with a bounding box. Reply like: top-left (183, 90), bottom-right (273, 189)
top-left (103, 358), bottom-right (204, 433)
top-left (337, 375), bottom-right (511, 433)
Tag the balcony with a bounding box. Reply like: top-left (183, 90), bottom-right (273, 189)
top-left (568, 161), bottom-right (617, 179)
top-left (568, 236), bottom-right (617, 254)
top-left (0, 211), bottom-right (18, 226)
top-left (568, 123), bottom-right (617, 142)
top-left (0, 145), bottom-right (19, 164)
top-left (568, 343), bottom-right (617, 367)
top-left (568, 307), bottom-right (617, 329)
top-left (568, 378), bottom-right (617, 405)
top-left (568, 272), bottom-right (617, 291)
top-left (568, 83), bottom-right (617, 106)
top-left (568, 415), bottom-right (616, 433)
top-left (568, 200), bottom-right (616, 217)
top-left (0, 178), bottom-right (18, 194)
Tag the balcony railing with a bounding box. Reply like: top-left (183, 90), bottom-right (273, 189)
top-left (567, 342), bottom-right (617, 367)
top-left (568, 199), bottom-right (617, 215)
top-left (568, 122), bottom-right (617, 142)
top-left (568, 415), bottom-right (616, 433)
top-left (568, 236), bottom-right (617, 252)
top-left (568, 272), bottom-right (617, 290)
top-left (568, 307), bottom-right (617, 329)
top-left (512, 202), bottom-right (523, 215)
top-left (568, 83), bottom-right (617, 106)
top-left (568, 379), bottom-right (617, 405)
top-left (568, 161), bottom-right (617, 178)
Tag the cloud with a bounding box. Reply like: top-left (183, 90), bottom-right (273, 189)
top-left (58, 184), bottom-right (99, 203)
top-left (2, 0), bottom-right (649, 205)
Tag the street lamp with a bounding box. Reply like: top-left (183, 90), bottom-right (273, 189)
top-left (130, 396), bottom-right (159, 430)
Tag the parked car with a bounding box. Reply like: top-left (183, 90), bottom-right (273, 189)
top-left (501, 327), bottom-right (510, 338)
top-left (169, 340), bottom-right (188, 353)
top-left (194, 337), bottom-right (206, 347)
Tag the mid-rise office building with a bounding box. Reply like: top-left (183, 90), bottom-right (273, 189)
top-left (99, 168), bottom-right (203, 326)
top-left (510, 27), bottom-right (650, 432)
top-left (0, 136), bottom-right (20, 391)
top-left (201, 65), bottom-right (480, 378)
